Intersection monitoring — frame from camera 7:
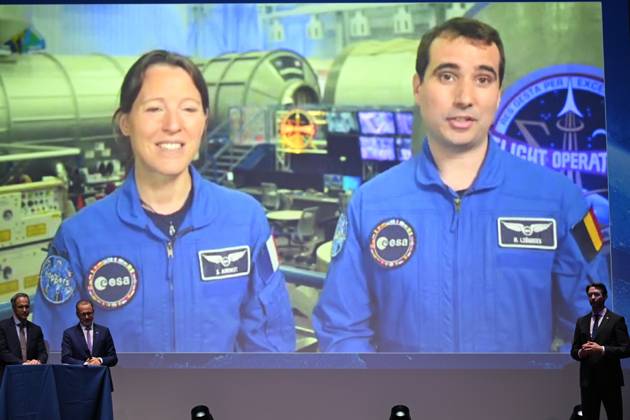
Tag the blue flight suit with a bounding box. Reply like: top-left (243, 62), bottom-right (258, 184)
top-left (313, 139), bottom-right (607, 352)
top-left (35, 166), bottom-right (295, 352)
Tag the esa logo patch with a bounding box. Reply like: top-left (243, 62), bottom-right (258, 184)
top-left (87, 256), bottom-right (138, 309)
top-left (39, 255), bottom-right (75, 304)
top-left (369, 218), bottom-right (415, 268)
top-left (198, 245), bottom-right (250, 280)
top-left (497, 217), bottom-right (557, 250)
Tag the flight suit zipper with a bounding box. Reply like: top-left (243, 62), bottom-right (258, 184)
top-left (454, 196), bottom-right (462, 212)
top-left (165, 226), bottom-right (194, 351)
top-left (451, 193), bottom-right (463, 351)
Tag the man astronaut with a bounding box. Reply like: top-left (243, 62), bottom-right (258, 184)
top-left (313, 17), bottom-right (608, 352)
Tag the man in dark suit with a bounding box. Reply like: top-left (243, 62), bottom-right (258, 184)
top-left (61, 299), bottom-right (117, 367)
top-left (0, 293), bottom-right (48, 379)
top-left (571, 283), bottom-right (630, 420)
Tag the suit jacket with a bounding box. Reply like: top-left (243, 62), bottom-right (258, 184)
top-left (61, 323), bottom-right (118, 367)
top-left (571, 309), bottom-right (630, 388)
top-left (0, 317), bottom-right (48, 378)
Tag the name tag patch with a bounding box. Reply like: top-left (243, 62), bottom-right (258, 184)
top-left (497, 217), bottom-right (557, 250)
top-left (369, 218), bottom-right (416, 268)
top-left (199, 246), bottom-right (250, 281)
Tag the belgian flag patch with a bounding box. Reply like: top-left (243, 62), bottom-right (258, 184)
top-left (571, 208), bottom-right (604, 261)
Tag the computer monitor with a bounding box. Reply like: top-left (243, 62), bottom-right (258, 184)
top-left (342, 175), bottom-right (361, 192)
top-left (328, 111), bottom-right (359, 134)
top-left (358, 111), bottom-right (396, 135)
top-left (359, 136), bottom-right (396, 161)
top-left (396, 137), bottom-right (413, 161)
top-left (323, 173), bottom-right (343, 191)
top-left (324, 174), bottom-right (362, 193)
top-left (395, 111), bottom-right (414, 136)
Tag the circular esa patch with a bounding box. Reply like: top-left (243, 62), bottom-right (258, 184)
top-left (331, 213), bottom-right (348, 258)
top-left (87, 256), bottom-right (138, 309)
top-left (39, 255), bottom-right (75, 304)
top-left (369, 219), bottom-right (415, 268)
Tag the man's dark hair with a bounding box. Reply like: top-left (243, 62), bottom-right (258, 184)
top-left (586, 282), bottom-right (608, 298)
top-left (415, 17), bottom-right (505, 86)
top-left (75, 299), bottom-right (94, 313)
top-left (10, 292), bottom-right (29, 309)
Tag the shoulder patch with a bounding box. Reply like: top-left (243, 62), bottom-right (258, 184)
top-left (497, 217), bottom-right (557, 250)
top-left (266, 236), bottom-right (279, 272)
top-left (369, 218), bottom-right (416, 268)
top-left (87, 256), bottom-right (138, 309)
top-left (254, 236), bottom-right (279, 281)
top-left (199, 245), bottom-right (251, 281)
top-left (571, 208), bottom-right (604, 261)
top-left (331, 213), bottom-right (348, 258)
top-left (39, 255), bottom-right (76, 304)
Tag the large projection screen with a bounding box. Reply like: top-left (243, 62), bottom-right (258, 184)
top-left (0, 1), bottom-right (628, 371)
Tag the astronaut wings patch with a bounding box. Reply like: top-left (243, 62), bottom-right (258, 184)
top-left (497, 217), bottom-right (557, 250)
top-left (199, 246), bottom-right (251, 280)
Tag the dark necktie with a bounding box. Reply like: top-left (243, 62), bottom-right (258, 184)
top-left (85, 326), bottom-right (93, 354)
top-left (18, 322), bottom-right (27, 362)
top-left (591, 313), bottom-right (600, 339)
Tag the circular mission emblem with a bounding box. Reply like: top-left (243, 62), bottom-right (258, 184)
top-left (39, 255), bottom-right (75, 304)
top-left (492, 64), bottom-right (607, 197)
top-left (87, 256), bottom-right (138, 309)
top-left (369, 218), bottom-right (416, 268)
top-left (278, 109), bottom-right (317, 153)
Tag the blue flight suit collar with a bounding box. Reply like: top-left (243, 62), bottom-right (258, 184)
top-left (415, 138), bottom-right (505, 194)
top-left (116, 165), bottom-right (217, 236)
